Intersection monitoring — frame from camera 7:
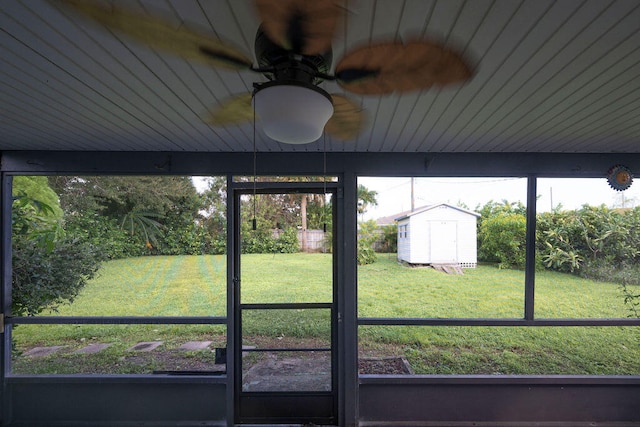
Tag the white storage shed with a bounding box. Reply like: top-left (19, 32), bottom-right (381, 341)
top-left (396, 204), bottom-right (480, 267)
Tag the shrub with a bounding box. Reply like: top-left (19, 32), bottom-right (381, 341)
top-left (63, 213), bottom-right (142, 259)
top-left (12, 196), bottom-right (103, 316)
top-left (160, 217), bottom-right (208, 255)
top-left (357, 241), bottom-right (377, 265)
top-left (378, 224), bottom-right (398, 253)
top-left (241, 223), bottom-right (299, 254)
top-left (273, 227), bottom-right (299, 253)
top-left (478, 212), bottom-right (526, 269)
top-left (579, 259), bottom-right (640, 286)
top-left (12, 235), bottom-right (102, 316)
top-left (358, 220), bottom-right (379, 265)
top-left (209, 233), bottom-right (226, 254)
top-left (536, 206), bottom-right (640, 274)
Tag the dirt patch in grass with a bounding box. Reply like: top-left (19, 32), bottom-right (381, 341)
top-left (359, 357), bottom-right (413, 374)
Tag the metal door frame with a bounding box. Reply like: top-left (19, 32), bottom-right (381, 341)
top-left (229, 180), bottom-right (341, 425)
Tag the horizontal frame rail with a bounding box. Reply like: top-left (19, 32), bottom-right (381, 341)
top-left (241, 303), bottom-right (332, 310)
top-left (242, 347), bottom-right (332, 352)
top-left (8, 316), bottom-right (226, 325)
top-left (230, 181), bottom-right (340, 192)
top-left (239, 391), bottom-right (334, 396)
top-left (358, 374), bottom-right (640, 385)
top-left (5, 375), bottom-right (228, 383)
top-left (358, 317), bottom-right (640, 326)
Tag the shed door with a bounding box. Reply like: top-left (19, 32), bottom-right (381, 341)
top-left (430, 221), bottom-right (457, 263)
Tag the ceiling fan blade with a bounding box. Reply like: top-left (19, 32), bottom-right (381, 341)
top-left (57, 0), bottom-right (252, 70)
top-left (255, 0), bottom-right (344, 56)
top-left (335, 40), bottom-right (473, 95)
top-left (205, 93), bottom-right (254, 126)
top-left (325, 94), bottom-right (364, 141)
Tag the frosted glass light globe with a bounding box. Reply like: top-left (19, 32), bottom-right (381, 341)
top-left (253, 82), bottom-right (334, 144)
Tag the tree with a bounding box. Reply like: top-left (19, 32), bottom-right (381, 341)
top-left (239, 191), bottom-right (301, 254)
top-left (233, 176), bottom-right (333, 252)
top-left (12, 177), bottom-right (102, 316)
top-left (13, 176), bottom-right (63, 219)
top-left (49, 176), bottom-right (205, 256)
top-left (267, 176), bottom-right (330, 251)
top-left (357, 184), bottom-right (378, 215)
top-left (200, 176), bottom-right (227, 253)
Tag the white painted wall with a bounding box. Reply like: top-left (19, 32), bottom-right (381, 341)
top-left (396, 205), bottom-right (478, 266)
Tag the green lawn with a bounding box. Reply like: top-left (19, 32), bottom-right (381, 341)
top-left (359, 253), bottom-right (629, 318)
top-left (12, 253), bottom-right (640, 375)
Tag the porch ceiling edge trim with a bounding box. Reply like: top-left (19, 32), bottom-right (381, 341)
top-left (2, 151), bottom-right (640, 177)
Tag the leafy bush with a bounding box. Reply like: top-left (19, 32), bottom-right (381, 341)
top-left (63, 213), bottom-right (143, 259)
top-left (241, 221), bottom-right (299, 254)
top-left (273, 227), bottom-right (299, 253)
top-left (241, 228), bottom-right (270, 253)
top-left (160, 212), bottom-right (208, 255)
top-left (541, 241), bottom-right (583, 272)
top-left (12, 235), bottom-right (102, 316)
top-left (358, 220), bottom-right (379, 265)
top-left (536, 206), bottom-right (640, 276)
top-left (478, 212), bottom-right (526, 269)
top-left (209, 233), bottom-right (227, 254)
top-left (357, 241), bottom-right (376, 265)
top-left (376, 224), bottom-right (398, 253)
top-left (12, 195), bottom-right (103, 316)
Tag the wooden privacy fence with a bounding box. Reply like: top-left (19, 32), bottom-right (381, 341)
top-left (301, 229), bottom-right (329, 252)
top-left (272, 229), bottom-right (330, 252)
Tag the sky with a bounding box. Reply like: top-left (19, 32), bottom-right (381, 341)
top-left (192, 176), bottom-right (640, 221)
top-left (358, 176), bottom-right (640, 221)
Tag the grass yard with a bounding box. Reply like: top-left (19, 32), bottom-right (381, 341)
top-left (359, 254), bottom-right (640, 375)
top-left (359, 253), bottom-right (630, 318)
top-left (12, 253), bottom-right (640, 375)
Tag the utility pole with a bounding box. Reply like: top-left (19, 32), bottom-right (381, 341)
top-left (411, 177), bottom-right (415, 211)
top-left (550, 187), bottom-right (553, 211)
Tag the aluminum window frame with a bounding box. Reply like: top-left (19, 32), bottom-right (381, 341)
top-left (3, 172), bottom-right (229, 379)
top-left (2, 151), bottom-right (640, 426)
top-left (357, 175), bottom-right (640, 328)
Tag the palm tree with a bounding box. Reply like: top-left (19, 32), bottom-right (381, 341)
top-left (120, 210), bottom-right (164, 249)
top-left (357, 184), bottom-right (378, 216)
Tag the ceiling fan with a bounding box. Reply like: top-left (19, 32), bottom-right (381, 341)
top-left (57, 0), bottom-right (474, 144)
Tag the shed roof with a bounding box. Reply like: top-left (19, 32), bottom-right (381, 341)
top-left (394, 203), bottom-right (481, 222)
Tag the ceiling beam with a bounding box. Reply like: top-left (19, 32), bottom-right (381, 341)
top-left (2, 151), bottom-right (639, 178)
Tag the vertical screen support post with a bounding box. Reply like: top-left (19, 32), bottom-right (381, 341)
top-left (524, 175), bottom-right (537, 321)
top-left (226, 175), bottom-right (236, 427)
top-left (1, 173), bottom-right (13, 425)
top-left (340, 172), bottom-right (359, 426)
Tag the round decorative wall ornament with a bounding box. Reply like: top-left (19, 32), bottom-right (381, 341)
top-left (607, 165), bottom-right (633, 191)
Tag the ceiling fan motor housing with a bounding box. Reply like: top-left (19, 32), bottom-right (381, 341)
top-left (254, 26), bottom-right (332, 85)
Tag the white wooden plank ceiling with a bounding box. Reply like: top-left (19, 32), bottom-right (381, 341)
top-left (1, 0), bottom-right (639, 153)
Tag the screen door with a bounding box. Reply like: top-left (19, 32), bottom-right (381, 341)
top-left (232, 185), bottom-right (337, 425)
